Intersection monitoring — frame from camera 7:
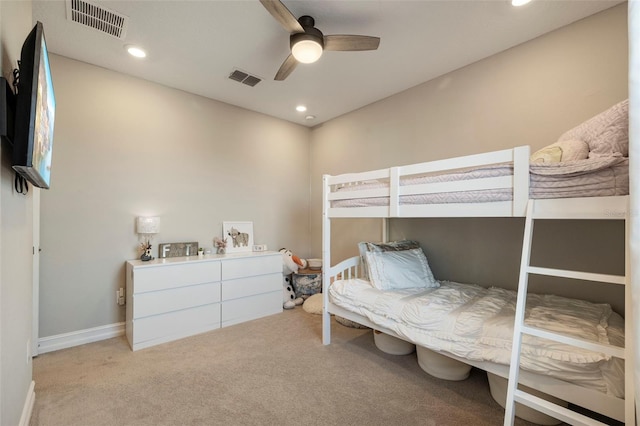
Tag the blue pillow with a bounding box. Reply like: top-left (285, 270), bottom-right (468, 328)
top-left (365, 247), bottom-right (439, 290)
top-left (358, 240), bottom-right (421, 280)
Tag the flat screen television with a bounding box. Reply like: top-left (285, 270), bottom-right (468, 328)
top-left (12, 21), bottom-right (55, 189)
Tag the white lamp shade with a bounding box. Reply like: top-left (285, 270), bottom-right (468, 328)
top-left (137, 216), bottom-right (160, 234)
top-left (291, 39), bottom-right (323, 64)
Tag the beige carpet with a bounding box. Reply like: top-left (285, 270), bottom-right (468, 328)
top-left (30, 308), bottom-right (538, 426)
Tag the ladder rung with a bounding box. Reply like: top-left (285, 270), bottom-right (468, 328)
top-left (521, 325), bottom-right (625, 359)
top-left (514, 390), bottom-right (610, 426)
top-left (526, 266), bottom-right (625, 285)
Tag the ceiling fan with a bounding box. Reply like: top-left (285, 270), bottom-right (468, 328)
top-left (259, 0), bottom-right (381, 81)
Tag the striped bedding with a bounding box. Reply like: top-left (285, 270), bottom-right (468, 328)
top-left (331, 157), bottom-right (628, 207)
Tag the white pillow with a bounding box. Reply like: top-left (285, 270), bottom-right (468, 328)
top-left (365, 248), bottom-right (439, 290)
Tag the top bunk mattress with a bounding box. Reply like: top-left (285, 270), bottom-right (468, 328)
top-left (330, 156), bottom-right (628, 208)
top-left (329, 278), bottom-right (625, 398)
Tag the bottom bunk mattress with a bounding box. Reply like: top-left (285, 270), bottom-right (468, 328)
top-left (329, 278), bottom-right (625, 398)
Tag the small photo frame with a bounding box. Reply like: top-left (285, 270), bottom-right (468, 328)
top-left (222, 221), bottom-right (254, 253)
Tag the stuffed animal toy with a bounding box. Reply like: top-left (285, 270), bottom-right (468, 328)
top-left (281, 247), bottom-right (307, 274)
top-left (283, 274), bottom-right (301, 310)
top-left (280, 248), bottom-right (307, 309)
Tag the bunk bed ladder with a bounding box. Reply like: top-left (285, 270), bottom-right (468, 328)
top-left (503, 199), bottom-right (631, 426)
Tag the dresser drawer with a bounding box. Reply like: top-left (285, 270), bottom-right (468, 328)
top-left (126, 252), bottom-right (282, 351)
top-left (221, 273), bottom-right (281, 301)
top-left (133, 303), bottom-right (220, 348)
top-left (133, 282), bottom-right (221, 319)
top-left (134, 261), bottom-right (221, 293)
top-left (221, 255), bottom-right (280, 280)
top-left (221, 291), bottom-right (282, 327)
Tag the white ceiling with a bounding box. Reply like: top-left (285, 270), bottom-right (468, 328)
top-left (31, 0), bottom-right (622, 127)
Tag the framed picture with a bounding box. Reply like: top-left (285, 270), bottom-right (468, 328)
top-left (222, 221), bottom-right (254, 253)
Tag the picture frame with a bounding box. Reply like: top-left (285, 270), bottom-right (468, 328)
top-left (222, 221), bottom-right (254, 253)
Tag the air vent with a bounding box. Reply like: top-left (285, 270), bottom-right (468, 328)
top-left (228, 69), bottom-right (262, 87)
top-left (229, 70), bottom-right (248, 82)
top-left (242, 75), bottom-right (261, 87)
top-left (66, 0), bottom-right (129, 39)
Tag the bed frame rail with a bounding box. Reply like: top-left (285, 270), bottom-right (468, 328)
top-left (323, 145), bottom-right (530, 218)
top-left (327, 256), bottom-right (361, 281)
top-left (322, 256), bottom-right (361, 345)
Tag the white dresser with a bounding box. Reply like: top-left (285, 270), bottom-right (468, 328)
top-left (125, 251), bottom-right (281, 351)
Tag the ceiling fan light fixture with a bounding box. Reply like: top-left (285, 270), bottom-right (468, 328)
top-left (291, 33), bottom-right (324, 64)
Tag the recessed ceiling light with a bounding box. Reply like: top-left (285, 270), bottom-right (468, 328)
top-left (305, 115), bottom-right (316, 121)
top-left (296, 105), bottom-right (307, 112)
top-left (126, 45), bottom-right (147, 58)
top-left (511, 0), bottom-right (532, 6)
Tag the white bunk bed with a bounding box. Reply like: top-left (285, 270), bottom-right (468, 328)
top-left (320, 145), bottom-right (632, 425)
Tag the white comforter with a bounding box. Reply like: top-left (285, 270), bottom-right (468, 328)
top-left (329, 279), bottom-right (625, 397)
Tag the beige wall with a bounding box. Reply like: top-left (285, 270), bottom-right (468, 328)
top-left (29, 0), bottom-right (630, 345)
top-left (310, 5), bottom-right (628, 312)
top-left (39, 56), bottom-right (310, 337)
top-left (0, 2), bottom-right (35, 425)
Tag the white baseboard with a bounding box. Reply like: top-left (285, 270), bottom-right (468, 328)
top-left (19, 380), bottom-right (35, 426)
top-left (38, 322), bottom-right (125, 354)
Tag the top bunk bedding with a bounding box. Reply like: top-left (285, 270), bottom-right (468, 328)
top-left (324, 99), bottom-right (629, 218)
top-left (330, 156), bottom-right (628, 207)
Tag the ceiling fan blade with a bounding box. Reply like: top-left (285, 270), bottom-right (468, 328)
top-left (259, 0), bottom-right (304, 33)
top-left (323, 35), bottom-right (380, 51)
top-left (274, 54), bottom-right (298, 81)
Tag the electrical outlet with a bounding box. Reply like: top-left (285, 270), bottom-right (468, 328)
top-left (252, 244), bottom-right (267, 252)
top-left (117, 288), bottom-right (125, 306)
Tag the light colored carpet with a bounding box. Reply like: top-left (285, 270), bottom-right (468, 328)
top-left (30, 308), bottom-right (537, 426)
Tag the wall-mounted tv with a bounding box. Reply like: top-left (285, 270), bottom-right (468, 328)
top-left (12, 21), bottom-right (56, 189)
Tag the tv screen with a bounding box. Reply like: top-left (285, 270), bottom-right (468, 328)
top-left (12, 21), bottom-right (55, 189)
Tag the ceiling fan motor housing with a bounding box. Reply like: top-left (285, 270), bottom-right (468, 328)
top-left (290, 15), bottom-right (324, 50)
top-left (290, 31), bottom-right (324, 50)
